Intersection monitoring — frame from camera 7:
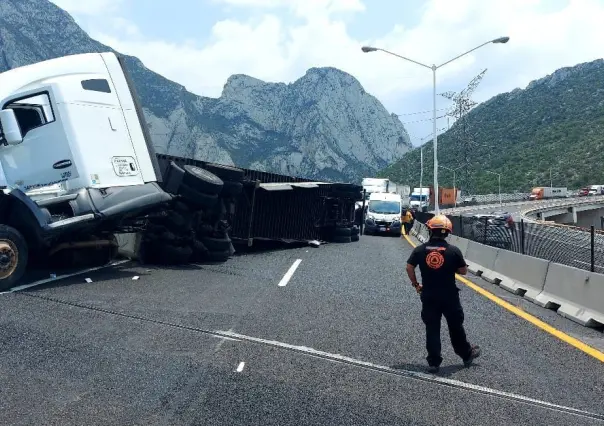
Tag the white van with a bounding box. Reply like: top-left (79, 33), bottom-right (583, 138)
top-left (364, 192), bottom-right (403, 235)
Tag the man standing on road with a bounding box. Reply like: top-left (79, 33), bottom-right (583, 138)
top-left (402, 209), bottom-right (414, 235)
top-left (405, 215), bottom-right (481, 373)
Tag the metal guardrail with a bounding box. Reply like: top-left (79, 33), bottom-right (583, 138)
top-left (413, 211), bottom-right (604, 273)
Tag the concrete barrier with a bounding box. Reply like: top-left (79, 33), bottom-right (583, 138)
top-left (490, 250), bottom-right (549, 302)
top-left (464, 241), bottom-right (500, 280)
top-left (448, 235), bottom-right (469, 257)
top-left (534, 263), bottom-right (604, 328)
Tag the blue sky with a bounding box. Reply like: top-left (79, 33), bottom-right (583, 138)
top-left (52, 0), bottom-right (604, 146)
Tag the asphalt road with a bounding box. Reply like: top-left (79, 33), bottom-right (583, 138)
top-left (1, 235), bottom-right (603, 425)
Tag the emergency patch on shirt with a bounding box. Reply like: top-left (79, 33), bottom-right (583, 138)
top-left (426, 251), bottom-right (445, 269)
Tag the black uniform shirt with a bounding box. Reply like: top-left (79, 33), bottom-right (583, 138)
top-left (406, 239), bottom-right (466, 295)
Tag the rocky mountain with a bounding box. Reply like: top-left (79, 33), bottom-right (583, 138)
top-left (379, 59), bottom-right (604, 194)
top-left (0, 0), bottom-right (412, 183)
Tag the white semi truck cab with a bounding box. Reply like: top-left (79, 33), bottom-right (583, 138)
top-left (0, 52), bottom-right (224, 289)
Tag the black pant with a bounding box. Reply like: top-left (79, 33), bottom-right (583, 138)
top-left (403, 222), bottom-right (412, 234)
top-left (420, 291), bottom-right (472, 367)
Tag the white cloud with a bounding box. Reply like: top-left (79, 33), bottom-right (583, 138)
top-left (61, 0), bottom-right (604, 143)
top-left (211, 0), bottom-right (365, 17)
top-left (50, 0), bottom-right (125, 15)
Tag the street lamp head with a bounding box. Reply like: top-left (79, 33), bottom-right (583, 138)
top-left (492, 36), bottom-right (510, 44)
top-left (361, 46), bottom-right (378, 53)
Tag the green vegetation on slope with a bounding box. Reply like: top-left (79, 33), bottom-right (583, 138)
top-left (378, 59), bottom-right (604, 194)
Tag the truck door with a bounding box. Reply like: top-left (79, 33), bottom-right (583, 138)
top-left (0, 88), bottom-right (79, 191)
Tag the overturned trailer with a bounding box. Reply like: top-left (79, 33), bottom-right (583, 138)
top-left (156, 154), bottom-right (363, 246)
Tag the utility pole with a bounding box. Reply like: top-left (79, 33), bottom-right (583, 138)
top-left (419, 146), bottom-right (423, 211)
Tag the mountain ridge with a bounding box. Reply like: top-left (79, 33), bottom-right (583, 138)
top-left (0, 0), bottom-right (413, 182)
top-left (378, 57), bottom-right (604, 193)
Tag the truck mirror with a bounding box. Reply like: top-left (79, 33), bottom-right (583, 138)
top-left (0, 110), bottom-right (23, 145)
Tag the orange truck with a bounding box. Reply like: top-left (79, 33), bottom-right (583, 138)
top-left (425, 186), bottom-right (459, 208)
top-left (529, 187), bottom-right (568, 200)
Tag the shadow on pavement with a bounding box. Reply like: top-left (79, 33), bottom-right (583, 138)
top-left (390, 362), bottom-right (470, 377)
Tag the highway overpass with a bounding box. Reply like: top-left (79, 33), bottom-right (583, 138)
top-left (521, 196), bottom-right (604, 229)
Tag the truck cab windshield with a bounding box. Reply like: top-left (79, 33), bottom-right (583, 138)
top-left (410, 194), bottom-right (427, 201)
top-left (368, 200), bottom-right (400, 214)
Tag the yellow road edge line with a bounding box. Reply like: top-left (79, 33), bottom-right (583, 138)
top-left (402, 233), bottom-right (604, 363)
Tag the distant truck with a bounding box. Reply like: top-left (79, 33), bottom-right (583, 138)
top-left (361, 177), bottom-right (409, 202)
top-left (409, 186), bottom-right (460, 211)
top-left (588, 185), bottom-right (604, 196)
top-left (409, 187), bottom-right (430, 211)
top-left (529, 187), bottom-right (568, 200)
top-left (361, 177), bottom-right (389, 201)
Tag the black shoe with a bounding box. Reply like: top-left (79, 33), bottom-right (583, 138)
top-left (463, 345), bottom-right (481, 367)
top-left (427, 365), bottom-right (440, 374)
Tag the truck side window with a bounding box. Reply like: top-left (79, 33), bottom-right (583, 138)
top-left (81, 79), bottom-right (111, 93)
top-left (3, 93), bottom-right (55, 137)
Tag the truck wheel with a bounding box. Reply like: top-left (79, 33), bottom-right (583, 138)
top-left (178, 184), bottom-right (219, 209)
top-left (221, 181), bottom-right (243, 198)
top-left (0, 225), bottom-right (28, 291)
top-left (335, 226), bottom-right (352, 237)
top-left (204, 163), bottom-right (245, 182)
top-left (200, 235), bottom-right (231, 252)
top-left (351, 233), bottom-right (360, 242)
top-left (182, 165), bottom-right (224, 195)
top-left (333, 235), bottom-right (352, 243)
top-left (206, 249), bottom-right (230, 262)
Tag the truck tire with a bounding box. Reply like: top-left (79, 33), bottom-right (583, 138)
top-left (200, 235), bottom-right (231, 252)
top-left (190, 239), bottom-right (209, 262)
top-left (351, 233), bottom-right (360, 242)
top-left (204, 163), bottom-right (244, 182)
top-left (206, 249), bottom-right (230, 262)
top-left (333, 235), bottom-right (352, 243)
top-left (221, 181), bottom-right (243, 198)
top-left (351, 225), bottom-right (360, 235)
top-left (0, 225), bottom-right (28, 291)
top-left (178, 184), bottom-right (219, 209)
top-left (335, 226), bottom-right (352, 237)
top-left (182, 165), bottom-right (224, 195)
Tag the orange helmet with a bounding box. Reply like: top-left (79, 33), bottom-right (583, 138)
top-left (426, 215), bottom-right (453, 234)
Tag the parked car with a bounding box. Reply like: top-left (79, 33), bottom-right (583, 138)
top-left (463, 196), bottom-right (478, 206)
top-left (469, 212), bottom-right (514, 249)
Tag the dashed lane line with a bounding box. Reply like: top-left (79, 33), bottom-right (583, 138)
top-left (16, 292), bottom-right (604, 422)
top-left (402, 233), bottom-right (604, 364)
top-left (0, 260), bottom-right (131, 295)
top-left (277, 259), bottom-right (302, 287)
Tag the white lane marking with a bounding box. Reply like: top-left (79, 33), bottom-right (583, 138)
top-left (236, 362), bottom-right (245, 372)
top-left (1, 260), bottom-right (130, 295)
top-left (215, 329), bottom-right (604, 421)
top-left (277, 259), bottom-right (302, 287)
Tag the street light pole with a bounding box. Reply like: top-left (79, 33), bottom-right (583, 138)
top-left (432, 66), bottom-right (438, 213)
top-left (361, 36), bottom-right (509, 215)
top-left (419, 146), bottom-right (424, 210)
top-left (485, 170), bottom-right (502, 206)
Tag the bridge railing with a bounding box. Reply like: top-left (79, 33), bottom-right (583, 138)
top-left (413, 212), bottom-right (603, 273)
